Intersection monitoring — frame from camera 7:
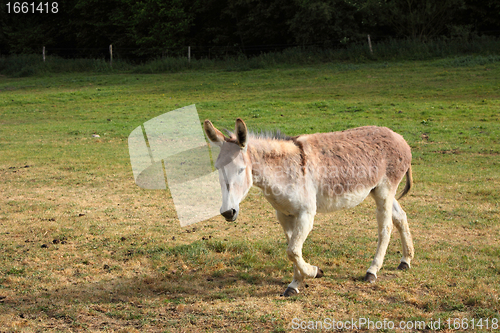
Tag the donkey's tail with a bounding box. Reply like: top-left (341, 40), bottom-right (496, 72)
top-left (397, 165), bottom-right (413, 200)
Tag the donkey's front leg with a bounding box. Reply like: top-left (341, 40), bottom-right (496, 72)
top-left (277, 211), bottom-right (323, 296)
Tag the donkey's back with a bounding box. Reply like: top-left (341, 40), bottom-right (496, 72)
top-left (295, 126), bottom-right (412, 212)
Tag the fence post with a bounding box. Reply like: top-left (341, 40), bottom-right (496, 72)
top-left (367, 35), bottom-right (373, 55)
top-left (188, 46), bottom-right (191, 63)
top-left (109, 44), bottom-right (113, 68)
top-left (43, 46), bottom-right (45, 62)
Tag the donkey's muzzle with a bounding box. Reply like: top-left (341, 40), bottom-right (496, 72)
top-left (221, 209), bottom-right (237, 221)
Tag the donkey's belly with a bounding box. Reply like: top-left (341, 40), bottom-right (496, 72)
top-left (263, 194), bottom-right (302, 216)
top-left (316, 187), bottom-right (372, 213)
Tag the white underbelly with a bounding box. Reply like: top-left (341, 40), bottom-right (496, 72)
top-left (264, 193), bottom-right (302, 216)
top-left (316, 187), bottom-right (372, 213)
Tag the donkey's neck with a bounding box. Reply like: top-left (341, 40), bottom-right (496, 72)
top-left (247, 137), bottom-right (303, 190)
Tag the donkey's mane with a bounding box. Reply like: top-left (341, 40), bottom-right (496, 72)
top-left (250, 130), bottom-right (293, 141)
top-left (224, 129), bottom-right (293, 142)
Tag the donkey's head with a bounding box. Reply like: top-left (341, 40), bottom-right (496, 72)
top-left (204, 118), bottom-right (252, 221)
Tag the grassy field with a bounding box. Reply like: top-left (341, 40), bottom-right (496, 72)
top-left (0, 57), bottom-right (499, 332)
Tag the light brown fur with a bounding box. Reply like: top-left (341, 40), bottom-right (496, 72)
top-left (296, 126), bottom-right (412, 197)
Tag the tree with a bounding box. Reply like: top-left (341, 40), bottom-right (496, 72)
top-left (130, 0), bottom-right (193, 57)
top-left (68, 0), bottom-right (135, 57)
top-left (223, 0), bottom-right (295, 49)
top-left (288, 0), bottom-right (360, 45)
top-left (364, 0), bottom-right (466, 41)
top-left (457, 0), bottom-right (500, 37)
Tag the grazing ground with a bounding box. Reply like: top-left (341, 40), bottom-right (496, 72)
top-left (0, 58), bottom-right (499, 332)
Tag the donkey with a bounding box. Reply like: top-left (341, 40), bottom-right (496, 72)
top-left (204, 118), bottom-right (414, 297)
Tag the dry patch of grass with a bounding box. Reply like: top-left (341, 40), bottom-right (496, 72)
top-left (1, 164), bottom-right (499, 331)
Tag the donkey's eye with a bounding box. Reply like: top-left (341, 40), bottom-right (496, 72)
top-left (238, 167), bottom-right (246, 175)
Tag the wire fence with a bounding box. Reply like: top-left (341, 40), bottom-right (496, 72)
top-left (31, 42), bottom-right (355, 62)
top-left (21, 29), bottom-right (500, 62)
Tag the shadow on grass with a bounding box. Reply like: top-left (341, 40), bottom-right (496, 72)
top-left (6, 270), bottom-right (287, 309)
top-left (0, 271), bottom-right (289, 329)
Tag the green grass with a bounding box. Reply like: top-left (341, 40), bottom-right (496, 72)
top-left (0, 57), bottom-right (499, 331)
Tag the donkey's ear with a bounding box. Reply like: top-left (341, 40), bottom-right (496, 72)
top-left (235, 118), bottom-right (248, 148)
top-left (204, 120), bottom-right (225, 146)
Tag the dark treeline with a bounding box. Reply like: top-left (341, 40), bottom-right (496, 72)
top-left (1, 0), bottom-right (499, 60)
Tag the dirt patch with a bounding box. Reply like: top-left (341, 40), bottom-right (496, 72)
top-left (434, 148), bottom-right (461, 154)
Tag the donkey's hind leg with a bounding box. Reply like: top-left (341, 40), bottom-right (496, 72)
top-left (366, 187), bottom-right (394, 283)
top-left (392, 199), bottom-right (414, 270)
top-left (277, 210), bottom-right (322, 296)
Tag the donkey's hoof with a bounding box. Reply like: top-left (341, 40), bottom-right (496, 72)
top-left (282, 287), bottom-right (299, 297)
top-left (364, 272), bottom-right (377, 283)
top-left (315, 268), bottom-right (324, 278)
top-left (398, 262), bottom-right (410, 270)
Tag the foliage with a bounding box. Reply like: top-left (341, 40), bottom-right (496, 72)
top-left (128, 0), bottom-right (193, 58)
top-left (0, 0), bottom-right (499, 59)
top-left (287, 0), bottom-right (360, 45)
top-left (363, 0), bottom-right (466, 41)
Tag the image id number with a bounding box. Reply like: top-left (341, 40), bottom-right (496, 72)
top-left (6, 2), bottom-right (58, 14)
